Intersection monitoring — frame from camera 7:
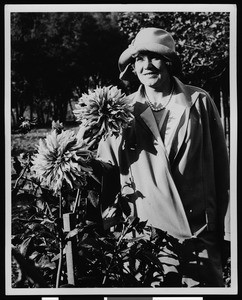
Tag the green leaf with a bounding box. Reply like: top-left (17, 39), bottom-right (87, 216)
top-left (36, 254), bottom-right (56, 270)
top-left (35, 199), bottom-right (45, 211)
top-left (28, 250), bottom-right (40, 261)
top-left (103, 216), bottom-right (123, 231)
top-left (65, 228), bottom-right (79, 240)
top-left (51, 253), bottom-right (60, 262)
top-left (142, 251), bottom-right (164, 271)
top-left (125, 236), bottom-right (145, 244)
top-left (79, 237), bottom-right (100, 249)
top-left (119, 195), bottom-right (131, 216)
top-left (19, 236), bottom-right (33, 257)
top-left (87, 190), bottom-right (99, 208)
top-left (135, 220), bottom-right (148, 234)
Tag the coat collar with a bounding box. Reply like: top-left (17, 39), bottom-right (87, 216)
top-left (129, 77), bottom-right (200, 164)
top-left (131, 76), bottom-right (200, 115)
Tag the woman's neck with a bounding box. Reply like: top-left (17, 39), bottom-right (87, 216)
top-left (144, 78), bottom-right (173, 105)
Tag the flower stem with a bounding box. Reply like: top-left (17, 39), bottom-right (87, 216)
top-left (46, 202), bottom-right (54, 218)
top-left (13, 164), bottom-right (29, 190)
top-left (59, 193), bottom-right (62, 218)
top-left (56, 192), bottom-right (63, 288)
top-left (73, 188), bottom-right (81, 214)
top-left (102, 220), bottom-right (130, 285)
top-left (55, 241), bottom-right (63, 288)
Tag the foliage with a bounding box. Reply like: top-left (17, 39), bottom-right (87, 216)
top-left (11, 12), bottom-right (127, 125)
top-left (11, 159), bottom-right (232, 288)
top-left (12, 148), bottom-right (188, 288)
top-left (11, 126), bottom-right (231, 288)
top-left (72, 216), bottom-right (195, 287)
top-left (11, 11), bottom-right (230, 127)
top-left (116, 12), bottom-right (230, 151)
top-left (117, 11), bottom-right (229, 87)
top-left (10, 152), bottom-right (209, 288)
top-left (12, 153), bottom-right (59, 287)
top-left (12, 116), bottom-right (38, 134)
top-left (10, 80), bottom-right (231, 287)
top-left (10, 11), bottom-right (231, 279)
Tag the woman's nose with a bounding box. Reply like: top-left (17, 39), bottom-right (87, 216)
top-left (143, 57), bottom-right (152, 68)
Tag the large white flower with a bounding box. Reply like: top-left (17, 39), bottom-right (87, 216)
top-left (31, 129), bottom-right (93, 194)
top-left (73, 86), bottom-right (134, 145)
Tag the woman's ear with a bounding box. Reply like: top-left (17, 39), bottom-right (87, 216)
top-left (166, 61), bottom-right (173, 75)
top-left (131, 64), bottom-right (137, 75)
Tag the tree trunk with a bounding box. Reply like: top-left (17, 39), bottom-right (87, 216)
top-left (11, 108), bottom-right (17, 128)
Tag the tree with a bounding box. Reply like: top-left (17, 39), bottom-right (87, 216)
top-left (117, 12), bottom-right (230, 147)
top-left (11, 12), bottom-right (127, 126)
top-left (11, 11), bottom-right (230, 134)
top-left (117, 12), bottom-right (229, 87)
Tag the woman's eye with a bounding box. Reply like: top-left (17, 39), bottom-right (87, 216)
top-left (135, 56), bottom-right (143, 62)
top-left (150, 54), bottom-right (160, 61)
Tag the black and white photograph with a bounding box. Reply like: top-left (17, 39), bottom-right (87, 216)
top-left (4, 3), bottom-right (237, 298)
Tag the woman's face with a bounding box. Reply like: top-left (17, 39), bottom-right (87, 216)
top-left (133, 51), bottom-right (170, 89)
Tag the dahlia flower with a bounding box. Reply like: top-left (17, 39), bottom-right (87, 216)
top-left (15, 116), bottom-right (37, 134)
top-left (73, 86), bottom-right (134, 144)
top-left (51, 120), bottom-right (64, 134)
top-left (31, 129), bottom-right (93, 194)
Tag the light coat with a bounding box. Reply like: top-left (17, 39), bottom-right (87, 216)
top-left (97, 77), bottom-right (229, 240)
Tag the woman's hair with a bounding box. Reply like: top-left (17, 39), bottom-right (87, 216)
top-left (130, 52), bottom-right (176, 78)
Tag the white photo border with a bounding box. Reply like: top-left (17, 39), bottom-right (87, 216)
top-left (5, 3), bottom-right (238, 296)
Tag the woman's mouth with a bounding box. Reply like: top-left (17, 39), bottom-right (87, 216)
top-left (143, 72), bottom-right (157, 76)
top-left (143, 72), bottom-right (158, 78)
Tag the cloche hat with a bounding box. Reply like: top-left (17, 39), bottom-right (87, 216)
top-left (118, 27), bottom-right (182, 80)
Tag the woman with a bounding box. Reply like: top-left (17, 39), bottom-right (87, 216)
top-left (94, 28), bottom-right (230, 287)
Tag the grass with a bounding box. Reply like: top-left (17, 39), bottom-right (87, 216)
top-left (11, 128), bottom-right (49, 155)
top-left (11, 126), bottom-right (80, 156)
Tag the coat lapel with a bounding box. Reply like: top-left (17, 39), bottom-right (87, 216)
top-left (131, 78), bottom-right (200, 165)
top-left (169, 78), bottom-right (200, 164)
top-left (132, 87), bottom-right (169, 162)
top-left (140, 108), bottom-right (162, 143)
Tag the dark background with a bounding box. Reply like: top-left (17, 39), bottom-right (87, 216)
top-left (2, 1), bottom-right (240, 300)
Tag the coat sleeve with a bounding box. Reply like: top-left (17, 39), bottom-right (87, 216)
top-left (90, 136), bottom-right (121, 209)
top-left (207, 94), bottom-right (230, 239)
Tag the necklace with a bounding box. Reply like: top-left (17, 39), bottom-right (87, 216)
top-left (145, 84), bottom-right (174, 112)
